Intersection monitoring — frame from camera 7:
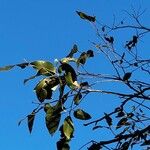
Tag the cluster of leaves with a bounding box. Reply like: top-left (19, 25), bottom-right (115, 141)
top-left (0, 43), bottom-right (94, 149)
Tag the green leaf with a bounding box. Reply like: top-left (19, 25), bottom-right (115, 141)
top-left (73, 93), bottom-right (82, 105)
top-left (61, 57), bottom-right (77, 64)
top-left (58, 63), bottom-right (77, 81)
top-left (0, 65), bottom-right (15, 71)
top-left (74, 109), bottom-right (91, 120)
top-left (34, 78), bottom-right (48, 102)
top-left (65, 72), bottom-right (76, 89)
top-left (63, 116), bottom-right (74, 140)
top-left (27, 112), bottom-right (35, 133)
top-left (76, 11), bottom-right (96, 22)
top-left (31, 60), bottom-right (56, 75)
top-left (34, 77), bottom-right (59, 102)
top-left (45, 103), bottom-right (61, 135)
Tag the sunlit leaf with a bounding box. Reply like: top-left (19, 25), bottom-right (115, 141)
top-left (31, 60), bottom-right (56, 75)
top-left (65, 72), bottom-right (79, 89)
top-left (27, 112), bottom-right (35, 133)
top-left (61, 57), bottom-right (77, 63)
top-left (74, 109), bottom-right (91, 120)
top-left (63, 116), bottom-right (74, 140)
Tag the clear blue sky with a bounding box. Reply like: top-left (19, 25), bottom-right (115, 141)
top-left (0, 0), bottom-right (149, 150)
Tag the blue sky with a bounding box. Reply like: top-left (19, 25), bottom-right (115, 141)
top-left (0, 0), bottom-right (150, 150)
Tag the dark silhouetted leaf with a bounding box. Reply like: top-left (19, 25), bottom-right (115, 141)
top-left (57, 138), bottom-right (70, 150)
top-left (102, 26), bottom-right (105, 32)
top-left (104, 113), bottom-right (112, 126)
top-left (80, 82), bottom-right (89, 87)
top-left (17, 63), bottom-right (29, 69)
top-left (77, 52), bottom-right (87, 65)
top-left (27, 112), bottom-right (35, 133)
top-left (0, 65), bottom-right (15, 71)
top-left (63, 116), bottom-right (74, 140)
top-left (66, 44), bottom-right (78, 58)
top-left (125, 35), bottom-right (138, 50)
top-left (104, 36), bottom-right (114, 44)
top-left (87, 50), bottom-right (94, 57)
top-left (74, 109), bottom-right (91, 120)
top-left (116, 111), bottom-right (125, 118)
top-left (116, 117), bottom-right (128, 129)
top-left (123, 72), bottom-right (132, 81)
top-left (88, 143), bottom-right (101, 150)
top-left (127, 113), bottom-right (134, 118)
top-left (76, 11), bottom-right (96, 22)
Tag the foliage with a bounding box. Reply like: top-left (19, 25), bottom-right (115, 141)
top-left (0, 9), bottom-right (150, 150)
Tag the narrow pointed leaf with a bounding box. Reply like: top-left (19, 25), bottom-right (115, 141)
top-left (74, 109), bottom-right (91, 120)
top-left (0, 65), bottom-right (15, 71)
top-left (76, 11), bottom-right (96, 22)
top-left (27, 112), bottom-right (35, 133)
top-left (116, 117), bottom-right (128, 129)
